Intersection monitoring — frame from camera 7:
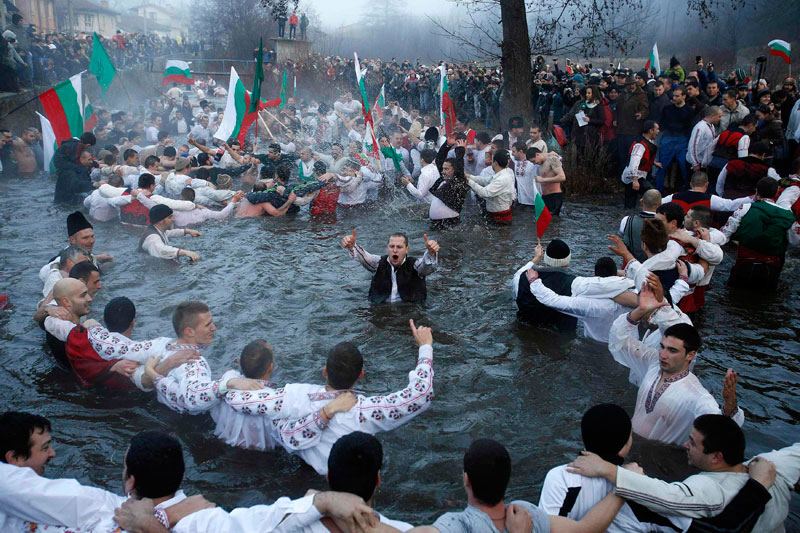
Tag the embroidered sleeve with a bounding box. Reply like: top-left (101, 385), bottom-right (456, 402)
top-left (225, 386), bottom-right (287, 416)
top-left (355, 344), bottom-right (434, 433)
top-left (154, 359), bottom-right (221, 415)
top-left (275, 410), bottom-right (331, 451)
top-left (86, 327), bottom-right (167, 363)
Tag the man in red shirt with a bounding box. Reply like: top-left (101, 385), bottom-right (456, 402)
top-left (289, 13), bottom-right (299, 39)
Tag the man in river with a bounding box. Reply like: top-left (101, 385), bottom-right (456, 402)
top-left (11, 128), bottom-right (39, 178)
top-left (529, 147), bottom-right (566, 216)
top-left (139, 204), bottom-right (202, 261)
top-left (341, 230), bottom-right (439, 304)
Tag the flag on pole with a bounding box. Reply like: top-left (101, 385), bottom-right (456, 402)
top-left (249, 38), bottom-right (264, 113)
top-left (768, 39), bottom-right (791, 64)
top-left (534, 189), bottom-right (552, 238)
top-left (162, 60), bottom-right (193, 86)
top-left (38, 73), bottom-right (84, 144)
top-left (88, 32), bottom-right (116, 97)
top-left (438, 65), bottom-right (456, 135)
top-left (645, 43), bottom-right (661, 75)
top-left (214, 67), bottom-right (281, 144)
top-left (37, 112), bottom-right (58, 174)
top-left (279, 69), bottom-right (288, 109)
top-left (373, 84), bottom-right (385, 120)
top-left (83, 95), bottom-right (98, 132)
top-left (354, 52), bottom-right (379, 157)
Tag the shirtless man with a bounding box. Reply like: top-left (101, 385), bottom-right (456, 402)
top-left (235, 180), bottom-right (297, 217)
top-left (12, 128), bottom-right (39, 178)
top-left (529, 147), bottom-right (566, 216)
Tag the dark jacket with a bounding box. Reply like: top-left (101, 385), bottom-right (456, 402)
top-left (54, 164), bottom-right (93, 204)
top-left (615, 87), bottom-right (649, 136)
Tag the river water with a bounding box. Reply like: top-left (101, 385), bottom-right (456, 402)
top-left (0, 173), bottom-right (797, 528)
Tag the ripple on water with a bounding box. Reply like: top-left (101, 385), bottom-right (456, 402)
top-left (0, 176), bottom-right (797, 526)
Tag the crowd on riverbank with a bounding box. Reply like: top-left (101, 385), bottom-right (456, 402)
top-left (0, 46), bottom-right (799, 532)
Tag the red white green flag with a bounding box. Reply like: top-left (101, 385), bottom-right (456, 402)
top-left (214, 67), bottom-right (281, 144)
top-left (439, 65), bottom-right (456, 135)
top-left (373, 84), bottom-right (385, 120)
top-left (768, 40), bottom-right (791, 64)
top-left (534, 189), bottom-right (552, 238)
top-left (644, 43), bottom-right (661, 76)
top-left (37, 112), bottom-right (58, 174)
top-left (354, 52), bottom-right (379, 157)
top-left (162, 60), bottom-right (193, 86)
top-left (38, 73), bottom-right (84, 144)
top-left (83, 95), bottom-right (98, 132)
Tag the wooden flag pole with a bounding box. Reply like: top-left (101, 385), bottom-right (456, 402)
top-left (263, 109), bottom-right (289, 131)
top-left (257, 112), bottom-right (275, 139)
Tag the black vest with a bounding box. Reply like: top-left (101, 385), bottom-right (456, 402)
top-left (622, 212), bottom-right (655, 263)
top-left (368, 256), bottom-right (427, 304)
top-left (652, 260), bottom-right (689, 304)
top-left (138, 226), bottom-right (166, 252)
top-left (516, 268), bottom-right (577, 331)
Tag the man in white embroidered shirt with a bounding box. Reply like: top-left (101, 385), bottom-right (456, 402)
top-left (568, 415), bottom-right (800, 533)
top-left (608, 274), bottom-right (744, 446)
top-left (342, 229), bottom-right (439, 304)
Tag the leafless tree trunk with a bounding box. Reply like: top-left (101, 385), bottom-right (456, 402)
top-left (499, 0), bottom-right (533, 124)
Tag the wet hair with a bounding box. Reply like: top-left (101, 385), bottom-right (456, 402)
top-left (512, 141), bottom-right (527, 153)
top-left (240, 340), bottom-right (273, 379)
top-left (493, 149), bottom-right (510, 168)
top-left (657, 202), bottom-right (686, 228)
top-left (138, 173), bottom-right (156, 189)
top-left (144, 155), bottom-right (160, 169)
top-left (80, 132), bottom-right (96, 146)
top-left (526, 147), bottom-right (542, 160)
top-left (756, 176), bottom-right (779, 199)
top-left (103, 154), bottom-right (116, 166)
top-left (420, 148), bottom-right (437, 164)
top-left (163, 146), bottom-right (177, 158)
top-left (692, 415), bottom-right (745, 465)
top-left (268, 142), bottom-right (282, 153)
top-left (125, 431), bottom-right (184, 499)
top-left (277, 163), bottom-right (293, 182)
top-left (463, 439), bottom-right (511, 506)
top-left (328, 432), bottom-right (383, 502)
top-left (123, 148), bottom-right (138, 161)
top-left (325, 342), bottom-right (364, 390)
top-left (688, 205), bottom-right (712, 229)
top-left (313, 161), bottom-right (327, 175)
top-left (594, 257), bottom-right (617, 277)
top-left (104, 297), bottom-right (136, 333)
top-left (663, 323), bottom-right (702, 353)
top-left (491, 139), bottom-right (506, 150)
top-left (180, 187), bottom-right (195, 202)
top-left (197, 153), bottom-right (210, 166)
top-left (108, 174), bottom-right (124, 188)
top-left (690, 171), bottom-right (709, 188)
top-left (642, 120), bottom-right (658, 134)
top-left (640, 219), bottom-right (669, 254)
top-left (475, 132), bottom-right (491, 145)
top-left (172, 301), bottom-right (210, 337)
top-left (68, 261), bottom-right (98, 285)
top-left (58, 246), bottom-right (88, 269)
top-left (389, 232), bottom-right (408, 246)
top-left (194, 167), bottom-right (211, 181)
top-left (0, 412), bottom-right (52, 462)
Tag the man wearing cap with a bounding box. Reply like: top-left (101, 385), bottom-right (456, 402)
top-left (38, 211), bottom-right (113, 286)
top-left (496, 117), bottom-right (524, 149)
top-left (164, 156), bottom-right (211, 199)
top-left (138, 204), bottom-right (202, 261)
top-left (512, 239), bottom-right (578, 331)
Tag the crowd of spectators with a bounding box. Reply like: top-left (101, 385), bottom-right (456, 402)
top-left (1, 13), bottom-right (200, 93)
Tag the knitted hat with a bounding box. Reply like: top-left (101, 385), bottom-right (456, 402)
top-left (174, 156), bottom-right (191, 171)
top-left (581, 404), bottom-right (631, 465)
top-left (735, 68), bottom-right (747, 82)
top-left (216, 174), bottom-right (232, 189)
top-left (149, 204), bottom-right (173, 225)
top-left (571, 73), bottom-right (584, 84)
top-left (2, 30), bottom-right (16, 41)
top-left (543, 239), bottom-right (571, 267)
top-left (67, 211), bottom-right (92, 237)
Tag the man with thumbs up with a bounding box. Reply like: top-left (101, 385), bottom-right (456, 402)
top-left (341, 229), bottom-right (440, 303)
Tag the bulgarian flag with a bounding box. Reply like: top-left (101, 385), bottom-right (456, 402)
top-left (37, 112), bottom-right (58, 174)
top-left (533, 189), bottom-right (552, 239)
top-left (768, 40), bottom-right (791, 64)
top-left (279, 69), bottom-right (288, 109)
top-left (373, 84), bottom-right (385, 120)
top-left (83, 95), bottom-right (98, 132)
top-left (214, 67), bottom-right (281, 144)
top-left (39, 73), bottom-right (84, 144)
top-left (439, 64), bottom-right (456, 135)
top-left (645, 43), bottom-right (661, 75)
top-left (162, 60), bottom-right (193, 86)
top-left (354, 52), bottom-right (379, 157)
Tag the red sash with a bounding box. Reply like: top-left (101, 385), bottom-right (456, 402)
top-left (488, 208), bottom-right (512, 223)
top-left (735, 244), bottom-right (782, 267)
top-left (66, 326), bottom-right (135, 389)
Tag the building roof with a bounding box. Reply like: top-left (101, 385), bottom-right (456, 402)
top-left (116, 14), bottom-right (171, 34)
top-left (54, 0), bottom-right (119, 16)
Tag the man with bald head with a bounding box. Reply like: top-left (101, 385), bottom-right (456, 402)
top-left (619, 189), bottom-right (662, 263)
